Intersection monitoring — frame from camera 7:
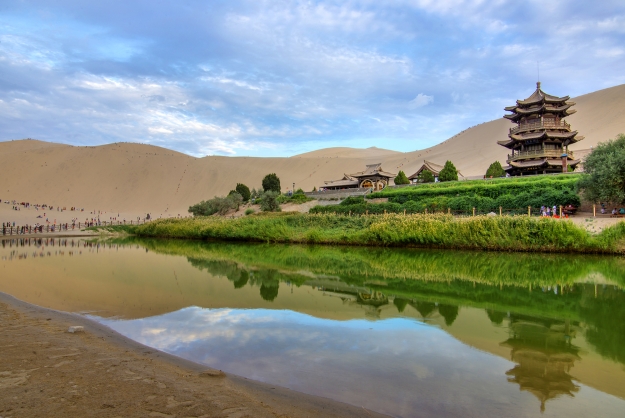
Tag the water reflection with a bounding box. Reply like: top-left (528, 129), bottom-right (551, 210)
top-left (502, 315), bottom-right (581, 412)
top-left (1, 237), bottom-right (625, 417)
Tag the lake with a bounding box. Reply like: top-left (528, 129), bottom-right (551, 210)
top-left (1, 237), bottom-right (624, 417)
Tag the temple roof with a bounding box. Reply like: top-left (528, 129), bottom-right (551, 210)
top-left (324, 174), bottom-right (358, 187)
top-left (349, 163), bottom-right (396, 179)
top-left (407, 160), bottom-right (464, 179)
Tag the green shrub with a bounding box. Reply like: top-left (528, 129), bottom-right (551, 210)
top-left (236, 183), bottom-right (251, 202)
top-left (394, 170), bottom-right (410, 185)
top-left (260, 190), bottom-right (281, 212)
top-left (485, 161), bottom-right (505, 178)
top-left (439, 161), bottom-right (458, 182)
top-left (418, 169), bottom-right (435, 183)
top-left (340, 196), bottom-right (365, 206)
top-left (262, 173), bottom-right (281, 193)
top-left (245, 208), bottom-right (255, 216)
top-left (189, 193), bottom-right (243, 216)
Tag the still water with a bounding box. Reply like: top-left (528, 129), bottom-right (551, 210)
top-left (1, 237), bottom-right (625, 417)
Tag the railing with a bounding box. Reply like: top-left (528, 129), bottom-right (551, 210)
top-left (507, 150), bottom-right (574, 162)
top-left (510, 120), bottom-right (570, 135)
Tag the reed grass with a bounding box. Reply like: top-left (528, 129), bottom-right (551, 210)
top-left (125, 212), bottom-right (625, 254)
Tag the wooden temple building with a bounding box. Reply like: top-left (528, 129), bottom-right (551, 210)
top-left (323, 163), bottom-right (396, 191)
top-left (499, 82), bottom-right (584, 176)
top-left (407, 160), bottom-right (463, 183)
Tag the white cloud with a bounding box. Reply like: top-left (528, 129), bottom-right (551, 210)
top-left (409, 93), bottom-right (434, 108)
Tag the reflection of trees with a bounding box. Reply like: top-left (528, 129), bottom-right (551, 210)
top-left (232, 270), bottom-right (249, 289)
top-left (580, 285), bottom-right (625, 364)
top-left (438, 304), bottom-right (459, 326)
top-left (250, 270), bottom-right (280, 302)
top-left (260, 283), bottom-right (279, 301)
top-left (501, 315), bottom-right (581, 412)
top-left (486, 309), bottom-right (506, 325)
top-left (411, 301), bottom-right (436, 318)
top-left (130, 238), bottom-right (625, 366)
top-left (393, 297), bottom-right (409, 313)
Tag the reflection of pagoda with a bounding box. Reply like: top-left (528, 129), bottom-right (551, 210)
top-left (357, 290), bottom-right (389, 307)
top-left (501, 317), bottom-right (580, 412)
top-left (499, 82), bottom-right (584, 176)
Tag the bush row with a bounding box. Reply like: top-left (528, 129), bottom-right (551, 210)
top-left (370, 174), bottom-right (580, 203)
top-left (311, 188), bottom-right (580, 215)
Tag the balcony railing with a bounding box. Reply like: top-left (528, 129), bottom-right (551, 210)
top-left (507, 149), bottom-right (574, 162)
top-left (510, 120), bottom-right (570, 135)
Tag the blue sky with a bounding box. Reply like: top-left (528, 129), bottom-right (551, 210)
top-left (1, 1), bottom-right (624, 157)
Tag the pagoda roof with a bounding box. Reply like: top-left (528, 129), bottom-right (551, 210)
top-left (508, 158), bottom-right (580, 169)
top-left (349, 163), bottom-right (396, 179)
top-left (504, 83), bottom-right (575, 121)
top-left (516, 82), bottom-right (569, 106)
top-left (510, 131), bottom-right (579, 141)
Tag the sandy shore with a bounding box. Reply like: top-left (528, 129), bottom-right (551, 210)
top-left (0, 292), bottom-right (387, 418)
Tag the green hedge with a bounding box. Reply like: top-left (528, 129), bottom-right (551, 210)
top-left (356, 174), bottom-right (581, 213)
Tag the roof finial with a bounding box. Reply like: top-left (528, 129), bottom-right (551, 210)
top-left (537, 81), bottom-right (541, 89)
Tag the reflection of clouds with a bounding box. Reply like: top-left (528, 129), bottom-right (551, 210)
top-left (97, 307), bottom-right (625, 418)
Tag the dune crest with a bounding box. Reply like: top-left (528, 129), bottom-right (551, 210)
top-left (1, 84), bottom-right (624, 215)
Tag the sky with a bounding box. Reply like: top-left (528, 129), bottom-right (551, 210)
top-left (1, 1), bottom-right (624, 157)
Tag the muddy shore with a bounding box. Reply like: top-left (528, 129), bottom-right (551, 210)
top-left (0, 292), bottom-right (387, 418)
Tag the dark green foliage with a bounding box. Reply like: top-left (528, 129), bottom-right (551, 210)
top-left (189, 193), bottom-right (243, 216)
top-left (485, 161), bottom-right (505, 178)
top-left (438, 160), bottom-right (458, 182)
top-left (260, 282), bottom-right (279, 301)
top-left (259, 190), bottom-right (281, 212)
top-left (577, 133), bottom-right (625, 204)
top-left (262, 173), bottom-right (281, 193)
top-left (245, 208), bottom-right (255, 216)
top-left (235, 183), bottom-right (251, 202)
top-left (418, 169), bottom-right (435, 183)
top-left (294, 188), bottom-right (305, 195)
top-left (394, 170), bottom-right (410, 185)
top-left (486, 309), bottom-right (506, 325)
top-left (340, 196), bottom-right (365, 206)
top-left (365, 175), bottom-right (581, 213)
top-left (438, 304), bottom-right (459, 326)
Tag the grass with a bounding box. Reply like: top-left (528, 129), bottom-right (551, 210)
top-left (111, 212), bottom-right (625, 254)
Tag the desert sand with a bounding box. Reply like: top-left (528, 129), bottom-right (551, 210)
top-left (1, 84), bottom-right (624, 219)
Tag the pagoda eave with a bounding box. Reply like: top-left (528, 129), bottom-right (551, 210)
top-left (510, 131), bottom-right (579, 142)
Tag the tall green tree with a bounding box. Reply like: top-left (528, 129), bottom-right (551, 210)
top-left (418, 169), bottom-right (435, 183)
top-left (438, 160), bottom-right (458, 182)
top-left (235, 183), bottom-right (251, 202)
top-left (394, 170), bottom-right (410, 185)
top-left (262, 173), bottom-right (281, 193)
top-left (577, 133), bottom-right (625, 203)
top-left (485, 161), bottom-right (505, 178)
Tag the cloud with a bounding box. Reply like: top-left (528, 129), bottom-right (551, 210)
top-left (409, 93), bottom-right (434, 108)
top-left (0, 0), bottom-right (624, 156)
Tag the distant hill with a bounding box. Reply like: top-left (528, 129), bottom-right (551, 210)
top-left (1, 84), bottom-right (623, 215)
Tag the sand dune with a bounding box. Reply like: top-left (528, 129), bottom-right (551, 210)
top-left (1, 84), bottom-right (624, 218)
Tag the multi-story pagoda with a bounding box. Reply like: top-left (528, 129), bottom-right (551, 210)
top-left (499, 82), bottom-right (584, 176)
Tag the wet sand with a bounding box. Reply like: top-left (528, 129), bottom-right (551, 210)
top-left (0, 292), bottom-right (387, 418)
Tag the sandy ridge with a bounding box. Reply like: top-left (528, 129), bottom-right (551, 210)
top-left (1, 84), bottom-right (624, 217)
